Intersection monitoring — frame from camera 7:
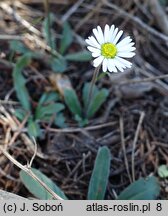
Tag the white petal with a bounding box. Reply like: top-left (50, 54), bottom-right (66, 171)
top-left (97, 26), bottom-right (105, 44)
top-left (123, 42), bottom-right (135, 47)
top-left (109, 25), bottom-right (115, 36)
top-left (85, 39), bottom-right (92, 46)
top-left (113, 58), bottom-right (124, 72)
top-left (86, 36), bottom-right (100, 48)
top-left (93, 28), bottom-right (102, 45)
top-left (107, 59), bottom-right (117, 72)
top-left (93, 56), bottom-right (104, 67)
top-left (110, 27), bottom-right (118, 43)
top-left (116, 36), bottom-right (132, 48)
top-left (92, 52), bottom-right (101, 57)
top-left (115, 56), bottom-right (132, 68)
top-left (117, 42), bottom-right (135, 50)
top-left (104, 24), bottom-right (110, 42)
top-left (93, 26), bottom-right (104, 44)
top-left (102, 58), bottom-right (108, 72)
top-left (87, 46), bottom-right (100, 53)
top-left (113, 57), bottom-right (127, 69)
top-left (117, 45), bottom-right (136, 52)
top-left (117, 52), bottom-right (135, 58)
top-left (113, 30), bottom-right (123, 45)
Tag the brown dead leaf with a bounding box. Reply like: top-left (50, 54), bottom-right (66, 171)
top-left (48, 73), bottom-right (73, 97)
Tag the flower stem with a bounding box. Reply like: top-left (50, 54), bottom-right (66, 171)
top-left (85, 65), bottom-right (101, 117)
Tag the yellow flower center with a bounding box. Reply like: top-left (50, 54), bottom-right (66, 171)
top-left (101, 43), bottom-right (117, 58)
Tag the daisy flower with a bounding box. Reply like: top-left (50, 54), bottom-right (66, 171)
top-left (85, 24), bottom-right (136, 73)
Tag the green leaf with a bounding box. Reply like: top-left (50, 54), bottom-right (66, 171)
top-left (159, 0), bottom-right (168, 6)
top-left (158, 165), bottom-right (168, 178)
top-left (10, 40), bottom-right (40, 58)
top-left (64, 89), bottom-right (82, 117)
top-left (60, 22), bottom-right (73, 55)
top-left (14, 108), bottom-right (27, 121)
top-left (87, 89), bottom-right (109, 119)
top-left (82, 82), bottom-right (99, 109)
top-left (12, 54), bottom-right (31, 111)
top-left (87, 146), bottom-right (111, 200)
top-left (54, 112), bottom-right (67, 128)
top-left (38, 92), bottom-right (60, 105)
top-left (28, 119), bottom-right (41, 138)
top-left (65, 51), bottom-right (92, 62)
top-left (20, 168), bottom-right (68, 200)
top-left (51, 57), bottom-right (67, 73)
top-left (42, 13), bottom-right (56, 50)
top-left (74, 114), bottom-right (88, 127)
top-left (35, 103), bottom-right (65, 120)
top-left (10, 40), bottom-right (29, 54)
top-left (118, 176), bottom-right (160, 200)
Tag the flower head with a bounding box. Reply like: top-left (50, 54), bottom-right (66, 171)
top-left (85, 24), bottom-right (136, 73)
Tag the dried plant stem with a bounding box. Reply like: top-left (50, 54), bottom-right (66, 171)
top-left (103, 0), bottom-right (168, 43)
top-left (29, 137), bottom-right (37, 168)
top-left (85, 65), bottom-right (101, 117)
top-left (61, 0), bottom-right (85, 23)
top-left (0, 2), bottom-right (41, 36)
top-left (120, 73), bottom-right (168, 85)
top-left (119, 116), bottom-right (132, 183)
top-left (0, 144), bottom-right (63, 200)
top-left (131, 112), bottom-right (145, 181)
top-left (46, 121), bottom-right (117, 133)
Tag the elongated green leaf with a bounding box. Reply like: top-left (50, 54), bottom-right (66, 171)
top-left (82, 82), bottom-right (99, 109)
top-left (87, 89), bottom-right (109, 119)
top-left (10, 40), bottom-right (29, 54)
top-left (28, 119), bottom-right (41, 138)
top-left (38, 92), bottom-right (60, 105)
top-left (54, 112), bottom-right (67, 128)
top-left (20, 168), bottom-right (67, 200)
top-left (65, 51), bottom-right (92, 62)
top-left (35, 103), bottom-right (65, 120)
top-left (13, 54), bottom-right (31, 111)
top-left (43, 13), bottom-right (56, 50)
top-left (64, 89), bottom-right (82, 117)
top-left (60, 22), bottom-right (73, 55)
top-left (74, 114), bottom-right (88, 127)
top-left (87, 146), bottom-right (111, 200)
top-left (51, 57), bottom-right (67, 73)
top-left (118, 176), bottom-right (160, 200)
top-left (10, 41), bottom-right (40, 58)
top-left (14, 108), bottom-right (27, 121)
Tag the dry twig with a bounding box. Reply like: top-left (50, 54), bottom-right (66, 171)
top-left (46, 121), bottom-right (117, 133)
top-left (119, 116), bottom-right (132, 183)
top-left (148, 0), bottom-right (168, 35)
top-left (0, 2), bottom-right (41, 36)
top-left (103, 0), bottom-right (168, 44)
top-left (131, 111), bottom-right (145, 181)
top-left (0, 144), bottom-right (63, 200)
top-left (61, 0), bottom-right (85, 23)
